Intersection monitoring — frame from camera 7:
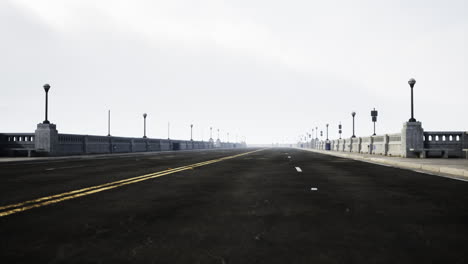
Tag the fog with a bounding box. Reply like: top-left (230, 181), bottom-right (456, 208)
top-left (1, 0), bottom-right (467, 144)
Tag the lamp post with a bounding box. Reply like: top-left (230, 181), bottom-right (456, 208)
top-left (143, 113), bottom-right (147, 138)
top-left (351, 111), bottom-right (356, 138)
top-left (167, 122), bottom-right (170, 140)
top-left (371, 108), bottom-right (378, 136)
top-left (190, 124), bottom-right (193, 141)
top-left (43, 84), bottom-right (51, 124)
top-left (107, 110), bottom-right (111, 136)
top-left (338, 122), bottom-right (342, 139)
top-left (320, 130), bottom-right (323, 140)
top-left (210, 127), bottom-right (213, 140)
top-left (408, 78), bottom-right (416, 122)
top-left (217, 129), bottom-right (220, 140)
top-left (315, 126), bottom-right (318, 139)
top-left (326, 124), bottom-right (329, 140)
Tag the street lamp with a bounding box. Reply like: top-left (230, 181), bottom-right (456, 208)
top-left (143, 113), bottom-right (147, 138)
top-left (338, 122), bottom-right (342, 139)
top-left (217, 129), bottom-right (220, 140)
top-left (210, 127), bottom-right (213, 140)
top-left (351, 111), bottom-right (356, 138)
top-left (320, 130), bottom-right (323, 140)
top-left (408, 78), bottom-right (416, 122)
top-left (167, 122), bottom-right (170, 140)
top-left (43, 84), bottom-right (51, 124)
top-left (326, 124), bottom-right (329, 140)
top-left (371, 108), bottom-right (378, 136)
top-left (315, 126), bottom-right (318, 139)
top-left (190, 124), bottom-right (193, 141)
top-left (107, 110), bottom-right (111, 136)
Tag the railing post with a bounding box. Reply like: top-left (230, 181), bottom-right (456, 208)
top-left (83, 135), bottom-right (88, 154)
top-left (109, 137), bottom-right (113, 153)
top-left (384, 134), bottom-right (389, 156)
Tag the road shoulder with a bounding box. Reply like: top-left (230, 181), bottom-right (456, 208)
top-left (297, 148), bottom-right (468, 181)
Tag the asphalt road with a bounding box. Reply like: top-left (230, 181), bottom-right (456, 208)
top-left (1, 148), bottom-right (468, 263)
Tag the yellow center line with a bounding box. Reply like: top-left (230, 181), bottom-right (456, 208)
top-left (0, 149), bottom-right (264, 217)
top-left (0, 155), bottom-right (239, 212)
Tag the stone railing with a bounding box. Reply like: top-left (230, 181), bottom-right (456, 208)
top-left (0, 127), bottom-right (246, 157)
top-left (300, 122), bottom-right (468, 159)
top-left (423, 132), bottom-right (466, 158)
top-left (0, 133), bottom-right (36, 156)
top-left (387, 133), bottom-right (402, 156)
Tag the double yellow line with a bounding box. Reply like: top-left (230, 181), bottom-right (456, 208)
top-left (0, 149), bottom-right (263, 218)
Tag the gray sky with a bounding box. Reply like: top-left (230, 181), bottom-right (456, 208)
top-left (1, 0), bottom-right (467, 144)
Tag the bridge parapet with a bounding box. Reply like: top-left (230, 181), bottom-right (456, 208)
top-left (305, 122), bottom-right (467, 159)
top-left (351, 137), bottom-right (362, 153)
top-left (372, 135), bottom-right (388, 155)
top-left (0, 124), bottom-right (243, 157)
top-left (423, 131), bottom-right (466, 158)
top-left (387, 133), bottom-right (402, 156)
top-left (0, 133), bottom-right (35, 156)
top-left (361, 136), bottom-right (373, 154)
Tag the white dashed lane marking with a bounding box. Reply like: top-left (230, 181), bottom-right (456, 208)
top-left (295, 167), bottom-right (302, 172)
top-left (44, 165), bottom-right (86, 171)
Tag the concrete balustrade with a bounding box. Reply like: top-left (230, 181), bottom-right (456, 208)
top-left (361, 137), bottom-right (373, 154)
top-left (387, 134), bottom-right (402, 156)
top-left (344, 139), bottom-right (352, 152)
top-left (351, 137), bottom-right (361, 153)
top-left (372, 135), bottom-right (388, 155)
top-left (0, 133), bottom-right (36, 156)
top-left (301, 122), bottom-right (468, 159)
top-left (423, 131), bottom-right (466, 158)
top-left (0, 123), bottom-right (246, 157)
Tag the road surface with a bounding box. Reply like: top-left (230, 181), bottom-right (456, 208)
top-left (1, 148), bottom-right (468, 263)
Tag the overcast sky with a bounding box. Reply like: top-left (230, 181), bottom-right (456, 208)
top-left (1, 0), bottom-right (467, 144)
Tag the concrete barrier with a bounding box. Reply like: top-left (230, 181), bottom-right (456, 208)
top-left (387, 134), bottom-right (402, 157)
top-left (0, 123), bottom-right (246, 157)
top-left (301, 122), bottom-right (467, 159)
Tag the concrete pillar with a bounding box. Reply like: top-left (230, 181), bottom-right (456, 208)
top-left (83, 135), bottom-right (88, 154)
top-left (357, 137), bottom-right (362, 153)
top-left (34, 123), bottom-right (58, 156)
top-left (109, 137), bottom-right (113, 153)
top-left (383, 134), bottom-right (389, 156)
top-left (401, 121), bottom-right (424, 158)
